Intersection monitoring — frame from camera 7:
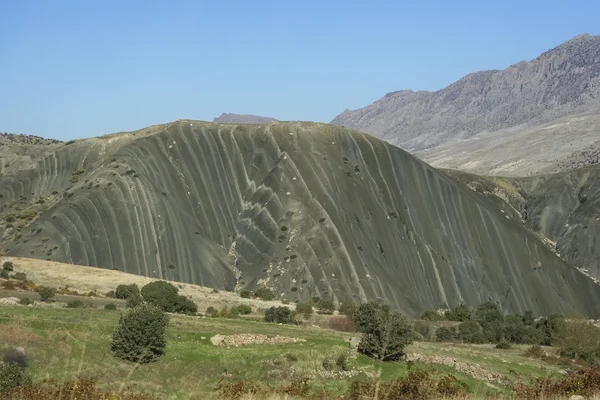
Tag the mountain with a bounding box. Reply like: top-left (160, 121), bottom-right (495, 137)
top-left (1, 121), bottom-right (599, 317)
top-left (213, 113), bottom-right (278, 124)
top-left (446, 166), bottom-right (600, 283)
top-left (331, 34), bottom-right (600, 157)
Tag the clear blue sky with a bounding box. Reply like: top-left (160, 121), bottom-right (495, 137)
top-left (1, 0), bottom-right (598, 140)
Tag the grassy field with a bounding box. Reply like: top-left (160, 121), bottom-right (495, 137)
top-left (0, 303), bottom-right (573, 399)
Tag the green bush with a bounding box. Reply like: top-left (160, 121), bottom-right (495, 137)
top-left (0, 270), bottom-right (9, 279)
top-left (316, 299), bottom-right (335, 315)
top-left (105, 290), bottom-right (116, 298)
top-left (0, 362), bottom-right (31, 393)
top-left (2, 261), bottom-right (13, 272)
top-left (36, 286), bottom-right (55, 302)
top-left (65, 299), bottom-right (85, 308)
top-left (457, 321), bottom-right (484, 344)
top-left (115, 284), bottom-right (140, 300)
top-left (110, 303), bottom-right (169, 363)
top-left (295, 301), bottom-right (313, 319)
top-left (445, 304), bottom-right (472, 321)
top-left (18, 297), bottom-right (32, 306)
top-left (104, 303), bottom-right (117, 310)
top-left (205, 306), bottom-right (218, 317)
top-left (504, 314), bottom-right (527, 344)
top-left (336, 353), bottom-right (351, 371)
top-left (353, 301), bottom-right (413, 361)
top-left (338, 301), bottom-right (357, 316)
top-left (420, 310), bottom-right (445, 321)
top-left (554, 319), bottom-right (600, 364)
top-left (264, 306), bottom-right (293, 324)
top-left (435, 326), bottom-right (456, 342)
top-left (239, 289), bottom-right (252, 298)
top-left (233, 304), bottom-right (252, 315)
top-left (126, 293), bottom-right (142, 308)
top-left (254, 287), bottom-right (275, 301)
top-left (140, 281), bottom-right (197, 314)
top-left (12, 272), bottom-right (27, 282)
top-left (495, 339), bottom-right (512, 349)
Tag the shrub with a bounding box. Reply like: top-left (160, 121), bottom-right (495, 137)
top-left (504, 314), bottom-right (527, 344)
top-left (353, 301), bottom-right (413, 361)
top-left (3, 349), bottom-right (28, 369)
top-left (513, 368), bottom-right (600, 399)
top-left (535, 314), bottom-right (564, 346)
top-left (110, 303), bottom-right (169, 363)
top-left (335, 353), bottom-right (351, 371)
top-left (524, 344), bottom-right (544, 358)
top-left (554, 318), bottom-right (600, 364)
top-left (4, 377), bottom-right (153, 399)
top-left (435, 326), bottom-right (456, 342)
top-left (329, 316), bottom-right (356, 332)
top-left (126, 293), bottom-right (142, 308)
top-left (316, 299), bottom-right (335, 315)
top-left (338, 301), bottom-right (357, 316)
top-left (234, 304), bottom-right (252, 315)
top-left (115, 284), bottom-right (140, 300)
top-left (2, 261), bottom-right (13, 271)
top-left (0, 270), bottom-right (9, 279)
top-left (457, 320), bottom-right (484, 343)
top-left (264, 306), bottom-right (293, 324)
top-left (239, 289), bottom-right (252, 298)
top-left (66, 299), bottom-right (85, 308)
top-left (445, 304), bottom-right (472, 321)
top-left (12, 272), bottom-right (27, 282)
top-left (105, 290), bottom-right (116, 298)
top-left (18, 297), bottom-right (32, 306)
top-left (205, 306), bottom-right (218, 317)
top-left (36, 286), bottom-right (55, 302)
top-left (254, 287), bottom-right (275, 301)
top-left (0, 362), bottom-right (31, 393)
top-left (104, 303), bottom-right (117, 310)
top-left (495, 339), bottom-right (512, 349)
top-left (295, 301), bottom-right (313, 319)
top-left (420, 310), bottom-right (445, 321)
top-left (141, 281), bottom-right (197, 314)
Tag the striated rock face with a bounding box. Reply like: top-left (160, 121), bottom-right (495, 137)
top-left (1, 121), bottom-right (599, 317)
top-left (445, 167), bottom-right (600, 283)
top-left (213, 113), bottom-right (278, 124)
top-left (332, 34), bottom-right (600, 152)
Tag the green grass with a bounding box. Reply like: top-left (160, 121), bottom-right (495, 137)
top-left (0, 306), bottom-right (568, 399)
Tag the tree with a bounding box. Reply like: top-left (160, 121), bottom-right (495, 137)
top-left (295, 301), bottom-right (313, 319)
top-left (457, 321), bottom-right (484, 344)
top-left (554, 318), bottom-right (600, 364)
top-left (110, 303), bottom-right (169, 363)
top-left (353, 301), bottom-right (413, 361)
top-left (420, 310), bottom-right (445, 321)
top-left (445, 304), bottom-right (472, 321)
top-left (239, 289), bottom-right (252, 298)
top-left (2, 261), bottom-right (13, 272)
top-left (338, 301), bottom-right (357, 316)
top-left (140, 281), bottom-right (197, 314)
top-left (316, 299), bottom-right (335, 315)
top-left (254, 287), bottom-right (275, 301)
top-left (115, 284), bottom-right (140, 300)
top-left (435, 326), bottom-right (456, 342)
top-left (36, 286), bottom-right (55, 302)
top-left (264, 306), bottom-right (293, 324)
top-left (504, 314), bottom-right (527, 344)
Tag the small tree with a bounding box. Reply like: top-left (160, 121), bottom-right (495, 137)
top-left (239, 289), bottom-right (252, 298)
top-left (115, 284), bottom-right (140, 300)
top-left (295, 301), bottom-right (314, 319)
top-left (353, 301), bottom-right (413, 361)
top-left (338, 301), bottom-right (357, 316)
top-left (2, 261), bottom-right (13, 272)
top-left (445, 304), bottom-right (472, 321)
top-left (37, 286), bottom-right (55, 302)
top-left (140, 281), bottom-right (197, 314)
top-left (316, 299), bottom-right (335, 315)
top-left (110, 303), bottom-right (169, 363)
top-left (435, 326), bottom-right (456, 342)
top-left (254, 287), bottom-right (275, 301)
top-left (0, 270), bottom-right (9, 280)
top-left (457, 321), bottom-right (484, 344)
top-left (0, 349), bottom-right (30, 393)
top-left (264, 306), bottom-right (293, 324)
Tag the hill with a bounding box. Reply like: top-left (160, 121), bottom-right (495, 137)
top-left (331, 34), bottom-right (600, 174)
top-left (0, 120), bottom-right (599, 317)
top-left (213, 113), bottom-right (278, 124)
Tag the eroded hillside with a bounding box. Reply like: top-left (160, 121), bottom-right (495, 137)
top-left (1, 121), bottom-right (599, 317)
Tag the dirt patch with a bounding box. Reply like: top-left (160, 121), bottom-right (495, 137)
top-left (210, 333), bottom-right (306, 347)
top-left (406, 353), bottom-right (509, 384)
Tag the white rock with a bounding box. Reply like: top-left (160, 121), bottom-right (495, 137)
top-left (286, 192), bottom-right (291, 195)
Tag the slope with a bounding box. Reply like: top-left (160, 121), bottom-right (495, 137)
top-left (445, 167), bottom-right (600, 282)
top-left (1, 121), bottom-right (599, 317)
top-left (213, 113), bottom-right (278, 124)
top-left (331, 34), bottom-right (600, 154)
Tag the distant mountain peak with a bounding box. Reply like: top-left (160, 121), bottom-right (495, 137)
top-left (331, 34), bottom-right (600, 151)
top-left (213, 113), bottom-right (278, 124)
